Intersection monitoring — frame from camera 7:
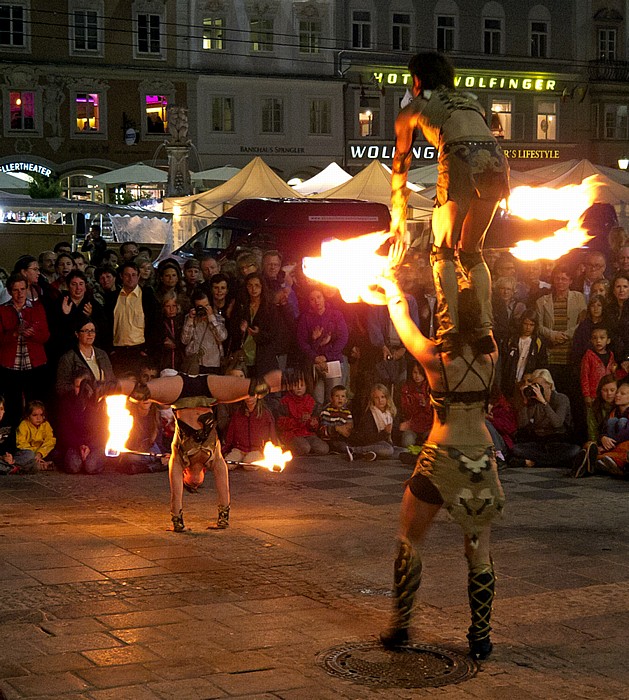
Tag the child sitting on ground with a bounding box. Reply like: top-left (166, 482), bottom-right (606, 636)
top-left (223, 395), bottom-right (278, 469)
top-left (15, 400), bottom-right (56, 472)
top-left (277, 376), bottom-right (329, 456)
top-left (318, 385), bottom-right (354, 453)
top-left (0, 395), bottom-right (37, 475)
top-left (347, 383), bottom-right (396, 461)
top-left (398, 362), bottom-right (433, 447)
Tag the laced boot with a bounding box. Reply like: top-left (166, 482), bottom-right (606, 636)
top-left (170, 509), bottom-right (186, 533)
top-left (380, 538), bottom-right (423, 649)
top-left (458, 250), bottom-right (496, 354)
top-left (467, 561), bottom-right (496, 660)
top-left (430, 246), bottom-right (460, 354)
top-left (208, 504), bottom-right (230, 530)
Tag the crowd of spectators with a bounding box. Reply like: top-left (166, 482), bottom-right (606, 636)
top-left (1, 222), bottom-right (629, 479)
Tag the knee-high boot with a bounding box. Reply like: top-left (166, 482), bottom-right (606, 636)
top-left (430, 246), bottom-right (459, 344)
top-left (458, 251), bottom-right (493, 336)
top-left (380, 538), bottom-right (423, 649)
top-left (467, 561), bottom-right (495, 660)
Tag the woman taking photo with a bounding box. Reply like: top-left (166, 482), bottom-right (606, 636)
top-left (367, 273), bottom-right (504, 661)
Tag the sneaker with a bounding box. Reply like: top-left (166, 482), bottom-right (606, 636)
top-left (570, 448), bottom-right (589, 478)
top-left (596, 455), bottom-right (623, 475)
top-left (361, 451), bottom-right (377, 462)
top-left (586, 442), bottom-right (598, 475)
top-left (344, 446), bottom-right (354, 462)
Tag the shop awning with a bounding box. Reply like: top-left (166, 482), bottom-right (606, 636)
top-left (92, 162), bottom-right (168, 185)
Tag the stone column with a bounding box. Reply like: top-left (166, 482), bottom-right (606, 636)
top-left (165, 144), bottom-right (192, 198)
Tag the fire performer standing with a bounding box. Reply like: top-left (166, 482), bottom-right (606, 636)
top-left (367, 272), bottom-right (504, 660)
top-left (390, 52), bottom-right (510, 354)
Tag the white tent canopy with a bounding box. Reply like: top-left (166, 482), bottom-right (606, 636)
top-left (163, 156), bottom-right (303, 246)
top-left (191, 166), bottom-right (241, 183)
top-left (93, 162), bottom-right (168, 185)
top-left (312, 160), bottom-right (433, 220)
top-left (292, 162), bottom-right (352, 195)
top-left (509, 158), bottom-right (629, 187)
top-left (407, 163), bottom-right (438, 187)
top-left (0, 172), bottom-right (29, 192)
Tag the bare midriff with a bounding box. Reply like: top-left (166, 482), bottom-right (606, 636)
top-left (427, 402), bottom-right (492, 447)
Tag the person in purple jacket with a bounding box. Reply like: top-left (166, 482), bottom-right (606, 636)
top-left (297, 287), bottom-right (349, 404)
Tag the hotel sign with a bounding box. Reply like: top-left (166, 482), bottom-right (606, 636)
top-left (372, 71), bottom-right (560, 93)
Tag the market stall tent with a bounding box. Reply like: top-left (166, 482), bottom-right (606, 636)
top-left (292, 162), bottom-right (352, 194)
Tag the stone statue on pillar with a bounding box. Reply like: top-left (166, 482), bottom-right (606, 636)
top-left (165, 105), bottom-right (192, 198)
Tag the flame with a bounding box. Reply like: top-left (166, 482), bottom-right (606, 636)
top-left (302, 230), bottom-right (390, 303)
top-left (104, 395), bottom-right (134, 457)
top-left (504, 175), bottom-right (603, 260)
top-left (251, 441), bottom-right (292, 472)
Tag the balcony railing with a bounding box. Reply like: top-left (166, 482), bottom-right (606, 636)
top-left (588, 59), bottom-right (629, 82)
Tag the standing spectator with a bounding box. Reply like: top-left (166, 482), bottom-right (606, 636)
top-left (210, 273), bottom-right (235, 322)
top-left (572, 251), bottom-right (607, 302)
top-left (199, 254), bottom-right (220, 291)
top-left (136, 256), bottom-right (156, 290)
top-left (155, 259), bottom-right (189, 312)
top-left (572, 294), bottom-right (606, 366)
top-left (603, 274), bottom-right (629, 362)
top-left (81, 223), bottom-right (107, 266)
top-left (158, 292), bottom-right (184, 372)
top-left (181, 290), bottom-right (227, 374)
top-left (277, 376), bottom-right (329, 456)
top-left (0, 394), bottom-right (37, 474)
top-left (0, 274), bottom-right (50, 425)
top-left (101, 249), bottom-right (119, 269)
top-left (297, 287), bottom-right (349, 404)
top-left (72, 252), bottom-right (88, 273)
top-left (535, 265), bottom-right (586, 397)
top-left (500, 310), bottom-right (547, 398)
top-left (183, 258), bottom-right (202, 298)
top-left (262, 250), bottom-right (299, 369)
top-left (119, 241), bottom-right (139, 263)
top-left (47, 252), bottom-right (76, 300)
top-left (38, 251), bottom-right (57, 284)
top-left (13, 255), bottom-right (46, 304)
top-left (521, 260), bottom-right (551, 307)
top-left (108, 261), bottom-right (160, 376)
top-left (614, 244), bottom-right (629, 275)
top-left (492, 276), bottom-right (526, 352)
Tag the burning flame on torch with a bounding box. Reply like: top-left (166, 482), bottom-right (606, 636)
top-left (105, 395), bottom-right (134, 457)
top-left (503, 175), bottom-right (606, 261)
top-left (302, 230), bottom-right (390, 303)
top-left (251, 441), bottom-right (292, 472)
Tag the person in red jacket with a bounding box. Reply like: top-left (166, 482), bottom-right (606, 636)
top-left (222, 396), bottom-right (277, 469)
top-left (277, 378), bottom-right (329, 456)
top-left (399, 362), bottom-right (433, 447)
top-left (0, 273), bottom-right (50, 425)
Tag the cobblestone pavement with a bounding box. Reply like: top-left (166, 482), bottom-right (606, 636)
top-left (0, 455), bottom-right (628, 699)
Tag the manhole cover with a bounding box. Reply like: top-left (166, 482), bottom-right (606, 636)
top-left (317, 640), bottom-right (477, 688)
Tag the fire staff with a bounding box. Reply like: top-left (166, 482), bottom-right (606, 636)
top-left (390, 51), bottom-right (510, 355)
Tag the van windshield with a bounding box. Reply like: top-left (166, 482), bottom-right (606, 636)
top-left (180, 225), bottom-right (233, 255)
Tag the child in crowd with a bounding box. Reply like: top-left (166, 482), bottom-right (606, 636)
top-left (215, 368), bottom-right (246, 439)
top-left (572, 294), bottom-right (606, 365)
top-left (592, 379), bottom-right (629, 476)
top-left (159, 292), bottom-right (184, 371)
top-left (398, 362), bottom-right (433, 447)
top-left (223, 395), bottom-right (277, 469)
top-left (277, 376), bottom-right (329, 456)
top-left (118, 399), bottom-right (169, 474)
top-left (580, 326), bottom-right (625, 426)
top-left (500, 310), bottom-right (547, 398)
top-left (0, 395), bottom-right (37, 474)
top-left (318, 385), bottom-right (354, 453)
top-left (347, 383), bottom-right (396, 461)
top-left (16, 400), bottom-right (56, 472)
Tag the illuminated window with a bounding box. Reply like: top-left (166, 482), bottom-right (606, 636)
top-left (299, 20), bottom-right (321, 53)
top-left (137, 13), bottom-right (161, 54)
top-left (598, 28), bottom-right (616, 60)
top-left (392, 13), bottom-right (410, 51)
top-left (251, 18), bottom-right (273, 51)
top-left (73, 9), bottom-right (98, 51)
top-left (604, 104), bottom-right (628, 139)
top-left (537, 101), bottom-right (557, 140)
top-left (309, 99), bottom-right (331, 134)
top-left (202, 17), bottom-right (223, 50)
top-left (358, 94), bottom-right (379, 137)
top-left (212, 96), bottom-right (234, 132)
top-left (75, 93), bottom-right (100, 132)
top-left (483, 18), bottom-right (502, 55)
top-left (9, 90), bottom-right (34, 130)
top-left (530, 21), bottom-right (548, 58)
top-left (491, 100), bottom-right (511, 139)
top-left (352, 10), bottom-right (371, 49)
top-left (0, 4), bottom-right (25, 46)
top-left (145, 95), bottom-right (168, 134)
top-left (436, 15), bottom-right (455, 52)
top-left (261, 97), bottom-right (283, 133)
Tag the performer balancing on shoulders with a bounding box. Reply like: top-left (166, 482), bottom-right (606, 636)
top-left (390, 51), bottom-right (510, 354)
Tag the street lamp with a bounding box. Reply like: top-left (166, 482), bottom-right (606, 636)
top-left (618, 157), bottom-right (629, 170)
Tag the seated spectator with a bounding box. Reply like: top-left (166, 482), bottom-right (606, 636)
top-left (16, 400), bottom-right (56, 472)
top-left (56, 369), bottom-right (107, 475)
top-left (181, 290), bottom-right (227, 375)
top-left (215, 368), bottom-right (246, 440)
top-left (572, 294), bottom-right (606, 365)
top-left (277, 376), bottom-right (329, 456)
top-left (318, 384), bottom-right (354, 453)
top-left (500, 310), bottom-right (547, 398)
top-left (118, 398), bottom-right (168, 474)
top-left (56, 318), bottom-right (114, 395)
top-left (486, 384), bottom-right (518, 467)
top-left (223, 395), bottom-right (278, 469)
top-left (572, 374), bottom-right (618, 477)
top-left (509, 369), bottom-right (580, 468)
top-left (591, 379), bottom-right (629, 477)
top-left (158, 292), bottom-right (184, 372)
top-left (398, 362), bottom-right (433, 447)
top-left (0, 394), bottom-right (36, 474)
top-left (347, 383), bottom-right (396, 461)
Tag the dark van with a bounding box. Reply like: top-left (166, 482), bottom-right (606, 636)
top-left (170, 197), bottom-right (391, 263)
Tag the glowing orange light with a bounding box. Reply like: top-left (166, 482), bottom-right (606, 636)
top-left (302, 230), bottom-right (390, 303)
top-left (105, 395), bottom-right (133, 457)
top-left (504, 175), bottom-right (602, 261)
top-left (251, 441), bottom-right (292, 472)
